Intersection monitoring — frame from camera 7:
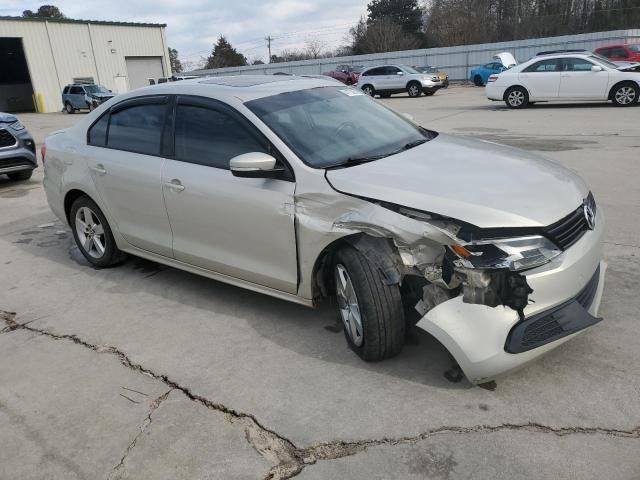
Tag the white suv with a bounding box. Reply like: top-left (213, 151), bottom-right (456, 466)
top-left (486, 52), bottom-right (640, 108)
top-left (356, 64), bottom-right (443, 98)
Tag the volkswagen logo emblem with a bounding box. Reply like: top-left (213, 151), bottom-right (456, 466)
top-left (584, 204), bottom-right (596, 230)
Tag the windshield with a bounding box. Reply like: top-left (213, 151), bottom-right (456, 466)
top-left (246, 86), bottom-right (435, 169)
top-left (84, 85), bottom-right (110, 94)
top-left (590, 54), bottom-right (619, 69)
top-left (400, 65), bottom-right (420, 74)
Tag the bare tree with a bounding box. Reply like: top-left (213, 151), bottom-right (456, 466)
top-left (305, 38), bottom-right (326, 59)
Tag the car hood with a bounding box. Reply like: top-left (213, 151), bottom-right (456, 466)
top-left (90, 92), bottom-right (114, 98)
top-left (493, 52), bottom-right (517, 68)
top-left (325, 134), bottom-right (588, 229)
top-left (0, 112), bottom-right (18, 123)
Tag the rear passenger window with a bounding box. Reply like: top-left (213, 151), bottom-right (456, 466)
top-left (174, 104), bottom-right (268, 169)
top-left (63, 86), bottom-right (69, 94)
top-left (524, 59), bottom-right (559, 72)
top-left (107, 104), bottom-right (165, 155)
top-left (70, 86), bottom-right (83, 94)
top-left (88, 113), bottom-right (109, 146)
top-left (563, 58), bottom-right (595, 71)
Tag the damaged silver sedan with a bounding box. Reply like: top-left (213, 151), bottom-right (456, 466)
top-left (43, 75), bottom-right (606, 384)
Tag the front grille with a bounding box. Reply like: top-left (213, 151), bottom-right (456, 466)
top-left (544, 193), bottom-right (596, 250)
top-left (0, 129), bottom-right (17, 148)
top-left (506, 265), bottom-right (601, 353)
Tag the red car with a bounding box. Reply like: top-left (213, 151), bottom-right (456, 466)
top-left (595, 44), bottom-right (640, 63)
top-left (323, 64), bottom-right (363, 85)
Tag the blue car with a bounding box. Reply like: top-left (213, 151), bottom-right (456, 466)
top-left (469, 52), bottom-right (517, 86)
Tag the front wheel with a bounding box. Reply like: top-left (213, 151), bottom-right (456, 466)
top-left (333, 247), bottom-right (405, 361)
top-left (504, 86), bottom-right (529, 109)
top-left (611, 82), bottom-right (639, 107)
top-left (70, 196), bottom-right (126, 268)
top-left (473, 75), bottom-right (483, 87)
top-left (65, 102), bottom-right (75, 114)
top-left (407, 82), bottom-right (422, 97)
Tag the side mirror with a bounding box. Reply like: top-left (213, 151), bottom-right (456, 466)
top-left (230, 152), bottom-right (283, 179)
top-left (591, 65), bottom-right (603, 72)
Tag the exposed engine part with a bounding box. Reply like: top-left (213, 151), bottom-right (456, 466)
top-left (462, 269), bottom-right (533, 319)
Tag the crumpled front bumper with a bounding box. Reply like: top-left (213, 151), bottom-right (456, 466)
top-left (0, 128), bottom-right (37, 175)
top-left (416, 208), bottom-right (606, 384)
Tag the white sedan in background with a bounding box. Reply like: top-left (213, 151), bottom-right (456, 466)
top-left (486, 51), bottom-right (640, 108)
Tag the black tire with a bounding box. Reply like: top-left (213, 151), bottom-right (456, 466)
top-left (610, 82), bottom-right (639, 107)
top-left (345, 78), bottom-right (353, 86)
top-left (333, 247), bottom-right (405, 361)
top-left (7, 169), bottom-right (33, 181)
top-left (69, 195), bottom-right (126, 268)
top-left (473, 75), bottom-right (483, 87)
top-left (504, 86), bottom-right (529, 109)
top-left (65, 102), bottom-right (75, 114)
top-left (407, 81), bottom-right (422, 97)
top-left (361, 84), bottom-right (375, 97)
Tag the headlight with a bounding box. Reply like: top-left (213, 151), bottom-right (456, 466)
top-left (451, 235), bottom-right (562, 271)
top-left (431, 76), bottom-right (440, 82)
top-left (9, 120), bottom-right (25, 131)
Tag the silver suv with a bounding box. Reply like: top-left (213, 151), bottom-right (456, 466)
top-left (0, 112), bottom-right (37, 181)
top-left (356, 64), bottom-right (443, 98)
top-left (43, 76), bottom-right (605, 384)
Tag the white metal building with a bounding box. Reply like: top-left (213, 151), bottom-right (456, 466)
top-left (0, 16), bottom-right (171, 113)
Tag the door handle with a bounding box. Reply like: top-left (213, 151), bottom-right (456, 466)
top-left (90, 163), bottom-right (106, 175)
top-left (165, 179), bottom-right (185, 192)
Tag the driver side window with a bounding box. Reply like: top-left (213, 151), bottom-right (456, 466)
top-left (174, 103), bottom-right (269, 170)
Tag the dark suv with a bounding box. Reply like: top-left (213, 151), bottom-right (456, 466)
top-left (62, 84), bottom-right (115, 114)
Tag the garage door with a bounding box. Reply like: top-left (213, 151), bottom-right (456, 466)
top-left (125, 57), bottom-right (164, 91)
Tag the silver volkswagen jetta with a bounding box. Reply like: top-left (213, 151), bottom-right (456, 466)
top-left (43, 75), bottom-right (605, 384)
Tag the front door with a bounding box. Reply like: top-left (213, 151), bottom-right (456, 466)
top-left (86, 96), bottom-right (173, 257)
top-left (559, 57), bottom-right (609, 99)
top-left (162, 96), bottom-right (298, 293)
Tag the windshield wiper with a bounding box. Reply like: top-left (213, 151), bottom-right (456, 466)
top-left (402, 138), bottom-right (428, 150)
top-left (325, 154), bottom-right (388, 169)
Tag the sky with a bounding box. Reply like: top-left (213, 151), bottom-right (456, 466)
top-left (2, 0), bottom-right (368, 65)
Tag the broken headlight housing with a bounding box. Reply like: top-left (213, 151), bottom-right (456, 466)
top-left (9, 120), bottom-right (25, 131)
top-left (451, 235), bottom-right (562, 272)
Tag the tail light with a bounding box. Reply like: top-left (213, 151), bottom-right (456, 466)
top-left (487, 75), bottom-right (499, 83)
top-left (41, 144), bottom-right (46, 164)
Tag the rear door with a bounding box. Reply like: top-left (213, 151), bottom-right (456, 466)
top-left (69, 86), bottom-right (85, 108)
top-left (559, 57), bottom-right (609, 99)
top-left (384, 66), bottom-right (405, 90)
top-left (518, 58), bottom-right (561, 99)
top-left (161, 96), bottom-right (298, 293)
top-left (86, 96), bottom-right (173, 257)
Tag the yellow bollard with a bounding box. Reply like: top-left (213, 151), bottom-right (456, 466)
top-left (37, 94), bottom-right (46, 113)
top-left (32, 94), bottom-right (39, 112)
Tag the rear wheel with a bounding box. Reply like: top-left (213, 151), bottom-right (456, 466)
top-left (70, 196), bottom-right (126, 268)
top-left (473, 75), bottom-right (483, 87)
top-left (361, 84), bottom-right (375, 97)
top-left (65, 102), bottom-right (75, 114)
top-left (611, 82), bottom-right (639, 107)
top-left (333, 247), bottom-right (405, 361)
top-left (7, 170), bottom-right (33, 181)
top-left (407, 82), bottom-right (422, 97)
top-left (345, 78), bottom-right (353, 86)
top-left (504, 86), bottom-right (529, 109)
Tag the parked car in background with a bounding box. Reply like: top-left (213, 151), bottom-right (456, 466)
top-left (486, 51), bottom-right (640, 108)
top-left (357, 64), bottom-right (443, 98)
top-left (43, 75), bottom-right (606, 384)
top-left (62, 84), bottom-right (115, 113)
top-left (413, 65), bottom-right (449, 87)
top-left (470, 52), bottom-right (517, 86)
top-left (323, 65), bottom-right (363, 85)
top-left (595, 44), bottom-right (640, 63)
top-left (0, 113), bottom-right (37, 181)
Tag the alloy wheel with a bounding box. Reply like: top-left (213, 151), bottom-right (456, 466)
top-left (335, 264), bottom-right (364, 347)
top-left (615, 86), bottom-right (636, 105)
top-left (362, 86), bottom-right (374, 96)
top-left (508, 90), bottom-right (525, 107)
top-left (75, 206), bottom-right (106, 258)
top-left (408, 84), bottom-right (420, 97)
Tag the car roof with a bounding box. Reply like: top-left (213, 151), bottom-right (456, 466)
top-left (120, 75), bottom-right (340, 102)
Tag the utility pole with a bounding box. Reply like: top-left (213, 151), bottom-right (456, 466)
top-left (265, 36), bottom-right (273, 63)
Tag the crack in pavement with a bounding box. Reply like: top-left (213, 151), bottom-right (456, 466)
top-left (108, 389), bottom-right (173, 480)
top-left (2, 310), bottom-right (639, 480)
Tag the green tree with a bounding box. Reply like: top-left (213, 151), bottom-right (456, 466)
top-left (22, 5), bottom-right (65, 18)
top-left (366, 0), bottom-right (423, 33)
top-left (168, 47), bottom-right (182, 73)
top-left (205, 36), bottom-right (247, 69)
